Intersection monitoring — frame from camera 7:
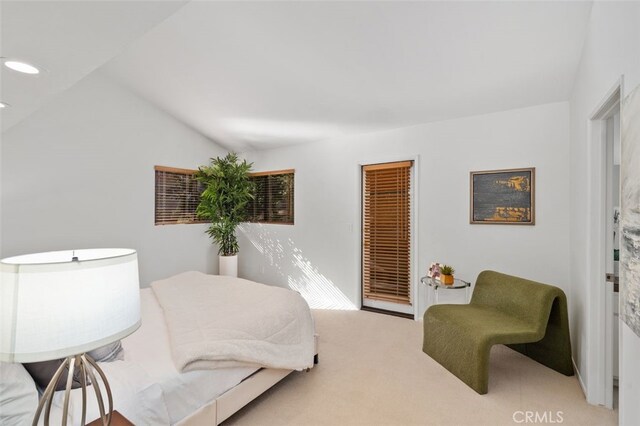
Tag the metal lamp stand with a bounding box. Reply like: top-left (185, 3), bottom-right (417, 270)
top-left (32, 353), bottom-right (113, 426)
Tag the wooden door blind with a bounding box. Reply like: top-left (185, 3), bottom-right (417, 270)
top-left (247, 169), bottom-right (294, 224)
top-left (155, 166), bottom-right (206, 225)
top-left (362, 161), bottom-right (412, 305)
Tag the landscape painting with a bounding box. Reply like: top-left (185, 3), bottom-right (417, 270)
top-left (470, 168), bottom-right (535, 225)
top-left (621, 85), bottom-right (640, 337)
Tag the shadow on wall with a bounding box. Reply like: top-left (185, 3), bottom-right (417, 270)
top-left (239, 224), bottom-right (356, 310)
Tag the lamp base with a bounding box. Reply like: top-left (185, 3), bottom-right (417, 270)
top-left (32, 353), bottom-right (113, 426)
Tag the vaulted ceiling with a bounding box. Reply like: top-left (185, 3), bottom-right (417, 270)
top-left (0, 0), bottom-right (187, 131)
top-left (2, 1), bottom-right (593, 151)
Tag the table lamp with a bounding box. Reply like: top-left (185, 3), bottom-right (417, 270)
top-left (0, 248), bottom-right (141, 425)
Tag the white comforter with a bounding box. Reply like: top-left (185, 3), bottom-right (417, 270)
top-left (151, 271), bottom-right (315, 372)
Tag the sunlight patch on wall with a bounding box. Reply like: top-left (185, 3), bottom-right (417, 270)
top-left (287, 245), bottom-right (356, 310)
top-left (245, 235), bottom-right (265, 255)
top-left (239, 225), bottom-right (356, 310)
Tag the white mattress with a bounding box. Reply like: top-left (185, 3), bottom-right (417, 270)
top-left (46, 288), bottom-right (258, 425)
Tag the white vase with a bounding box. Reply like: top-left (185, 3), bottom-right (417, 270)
top-left (219, 255), bottom-right (238, 277)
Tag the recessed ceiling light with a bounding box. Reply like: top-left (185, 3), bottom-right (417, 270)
top-left (4, 60), bottom-right (40, 75)
top-left (0, 102), bottom-right (10, 108)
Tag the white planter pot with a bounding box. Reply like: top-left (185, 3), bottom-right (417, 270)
top-left (219, 255), bottom-right (238, 277)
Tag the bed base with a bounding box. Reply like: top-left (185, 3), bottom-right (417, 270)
top-left (177, 368), bottom-right (292, 425)
top-left (177, 336), bottom-right (318, 426)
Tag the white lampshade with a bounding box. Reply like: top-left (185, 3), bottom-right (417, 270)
top-left (0, 248), bottom-right (141, 363)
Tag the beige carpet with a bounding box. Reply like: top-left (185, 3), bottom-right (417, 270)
top-left (224, 309), bottom-right (616, 426)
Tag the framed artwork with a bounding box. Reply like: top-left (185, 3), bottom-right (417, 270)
top-left (621, 85), bottom-right (640, 337)
top-left (470, 167), bottom-right (535, 225)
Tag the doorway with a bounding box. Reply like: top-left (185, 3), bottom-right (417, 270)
top-left (605, 107), bottom-right (621, 409)
top-left (361, 160), bottom-right (414, 316)
top-left (588, 79), bottom-right (622, 409)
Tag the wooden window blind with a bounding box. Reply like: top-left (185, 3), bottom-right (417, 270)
top-left (247, 169), bottom-right (294, 224)
top-left (154, 166), bottom-right (206, 225)
top-left (362, 161), bottom-right (412, 305)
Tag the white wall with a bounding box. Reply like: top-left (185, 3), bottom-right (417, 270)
top-left (568, 1), bottom-right (640, 420)
top-left (239, 101), bottom-right (570, 318)
top-left (1, 71), bottom-right (226, 286)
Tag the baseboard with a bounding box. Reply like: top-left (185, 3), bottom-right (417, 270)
top-left (360, 306), bottom-right (413, 319)
top-left (572, 357), bottom-right (588, 399)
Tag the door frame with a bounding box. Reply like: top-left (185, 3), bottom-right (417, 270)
top-left (355, 154), bottom-right (420, 319)
top-left (586, 77), bottom-right (623, 408)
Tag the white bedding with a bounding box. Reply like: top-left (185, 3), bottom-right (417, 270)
top-left (151, 271), bottom-right (316, 372)
top-left (48, 359), bottom-right (170, 425)
top-left (46, 288), bottom-right (259, 425)
top-left (125, 288), bottom-right (258, 424)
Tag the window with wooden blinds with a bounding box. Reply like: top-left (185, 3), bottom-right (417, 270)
top-left (247, 169), bottom-right (294, 224)
top-left (154, 166), bottom-right (206, 225)
top-left (362, 161), bottom-right (412, 306)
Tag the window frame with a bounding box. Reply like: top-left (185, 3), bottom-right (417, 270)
top-left (154, 165), bottom-right (207, 226)
top-left (246, 169), bottom-right (295, 225)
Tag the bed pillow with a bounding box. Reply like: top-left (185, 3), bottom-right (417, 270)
top-left (0, 362), bottom-right (39, 425)
top-left (21, 341), bottom-right (123, 392)
top-left (22, 359), bottom-right (84, 391)
top-left (87, 341), bottom-right (124, 362)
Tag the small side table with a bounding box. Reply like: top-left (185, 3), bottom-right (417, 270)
top-left (87, 411), bottom-right (134, 426)
top-left (420, 276), bottom-right (471, 305)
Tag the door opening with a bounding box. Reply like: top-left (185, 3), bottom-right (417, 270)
top-left (605, 109), bottom-right (621, 409)
top-left (588, 79), bottom-right (622, 409)
top-left (361, 160), bottom-right (414, 316)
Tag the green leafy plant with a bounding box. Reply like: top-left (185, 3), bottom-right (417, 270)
top-left (440, 265), bottom-right (455, 275)
top-left (195, 153), bottom-right (254, 256)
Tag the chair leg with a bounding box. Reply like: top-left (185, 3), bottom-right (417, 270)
top-left (423, 313), bottom-right (492, 394)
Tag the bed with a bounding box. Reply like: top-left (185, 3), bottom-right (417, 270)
top-left (1, 272), bottom-right (317, 425)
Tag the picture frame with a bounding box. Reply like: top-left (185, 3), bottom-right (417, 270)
top-left (470, 167), bottom-right (535, 225)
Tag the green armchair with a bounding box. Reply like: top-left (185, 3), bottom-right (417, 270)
top-left (422, 270), bottom-right (574, 394)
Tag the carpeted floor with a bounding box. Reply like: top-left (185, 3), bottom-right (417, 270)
top-left (224, 309), bottom-right (617, 426)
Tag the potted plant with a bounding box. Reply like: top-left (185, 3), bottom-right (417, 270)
top-left (440, 265), bottom-right (455, 285)
top-left (196, 153), bottom-right (254, 277)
